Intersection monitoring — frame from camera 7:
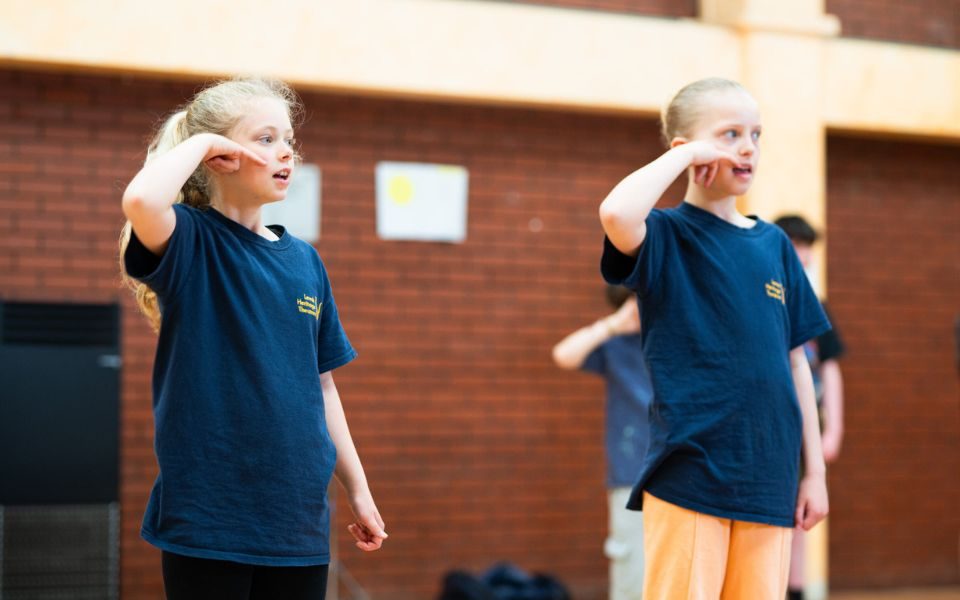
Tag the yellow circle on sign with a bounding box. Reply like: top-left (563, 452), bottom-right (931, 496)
top-left (388, 175), bottom-right (414, 206)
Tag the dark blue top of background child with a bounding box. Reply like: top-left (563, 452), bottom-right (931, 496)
top-left (581, 333), bottom-right (653, 488)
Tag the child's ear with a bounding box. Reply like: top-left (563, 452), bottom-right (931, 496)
top-left (670, 137), bottom-right (688, 149)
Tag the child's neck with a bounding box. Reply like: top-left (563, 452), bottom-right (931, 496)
top-left (684, 187), bottom-right (753, 227)
top-left (211, 198), bottom-right (278, 241)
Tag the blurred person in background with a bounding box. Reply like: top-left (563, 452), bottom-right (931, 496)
top-left (775, 215), bottom-right (847, 600)
top-left (552, 285), bottom-right (653, 600)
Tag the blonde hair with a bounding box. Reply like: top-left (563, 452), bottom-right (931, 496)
top-left (660, 78), bottom-right (749, 148)
top-left (119, 77), bottom-right (303, 332)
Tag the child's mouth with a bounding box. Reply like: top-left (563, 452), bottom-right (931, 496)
top-left (273, 169), bottom-right (291, 181)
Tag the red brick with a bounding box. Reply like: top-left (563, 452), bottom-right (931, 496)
top-left (826, 136), bottom-right (960, 587)
top-left (827, 0), bottom-right (959, 48)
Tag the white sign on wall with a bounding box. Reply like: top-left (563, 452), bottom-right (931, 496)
top-left (262, 164), bottom-right (321, 243)
top-left (375, 161), bottom-right (468, 243)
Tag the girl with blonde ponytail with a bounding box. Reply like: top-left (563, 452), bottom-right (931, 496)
top-left (120, 78), bottom-right (386, 599)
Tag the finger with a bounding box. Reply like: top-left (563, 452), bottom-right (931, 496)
top-left (347, 524), bottom-right (367, 543)
top-left (356, 537), bottom-right (382, 552)
top-left (352, 521), bottom-right (385, 543)
top-left (803, 506), bottom-right (820, 531)
top-left (240, 147), bottom-right (267, 166)
top-left (794, 502), bottom-right (805, 529)
top-left (347, 523), bottom-right (372, 543)
top-left (349, 523), bottom-right (383, 551)
top-left (694, 165), bottom-right (706, 185)
top-left (705, 162), bottom-right (719, 187)
top-left (362, 513), bottom-right (388, 539)
top-left (722, 152), bottom-right (742, 165)
top-left (206, 157), bottom-right (239, 174)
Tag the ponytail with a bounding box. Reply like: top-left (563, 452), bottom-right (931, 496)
top-left (118, 110), bottom-right (204, 333)
top-left (118, 218), bottom-right (163, 333)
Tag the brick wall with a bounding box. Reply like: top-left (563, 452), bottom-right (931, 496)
top-left (504, 0), bottom-right (696, 18)
top-left (827, 0), bottom-right (959, 48)
top-left (825, 136), bottom-right (960, 586)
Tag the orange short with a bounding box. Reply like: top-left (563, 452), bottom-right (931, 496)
top-left (642, 491), bottom-right (792, 600)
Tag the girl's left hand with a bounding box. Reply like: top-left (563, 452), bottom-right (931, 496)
top-left (795, 473), bottom-right (829, 531)
top-left (346, 493), bottom-right (388, 552)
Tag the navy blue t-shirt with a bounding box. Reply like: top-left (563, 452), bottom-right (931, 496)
top-left (581, 333), bottom-right (653, 488)
top-left (124, 203), bottom-right (356, 566)
top-left (601, 202), bottom-right (830, 527)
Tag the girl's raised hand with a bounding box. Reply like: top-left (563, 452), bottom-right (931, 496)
top-left (680, 141), bottom-right (741, 188)
top-left (605, 296), bottom-right (640, 335)
top-left (200, 133), bottom-right (267, 174)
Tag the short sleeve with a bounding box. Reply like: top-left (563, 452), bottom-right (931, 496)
top-left (316, 261), bottom-right (357, 373)
top-left (580, 345), bottom-right (607, 375)
top-left (123, 203), bottom-right (199, 300)
top-left (600, 209), bottom-right (669, 297)
top-left (783, 237), bottom-right (831, 349)
top-left (816, 304), bottom-right (846, 362)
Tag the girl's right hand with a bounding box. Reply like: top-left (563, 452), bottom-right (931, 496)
top-left (199, 134), bottom-right (267, 174)
top-left (678, 141), bottom-right (741, 188)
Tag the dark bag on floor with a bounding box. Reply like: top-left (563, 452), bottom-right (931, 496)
top-left (482, 562), bottom-right (571, 600)
top-left (438, 570), bottom-right (497, 600)
top-left (439, 562), bottom-right (570, 600)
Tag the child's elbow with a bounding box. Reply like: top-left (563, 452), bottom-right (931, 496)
top-left (598, 202), bottom-right (622, 233)
top-left (121, 191), bottom-right (145, 219)
top-left (551, 346), bottom-right (579, 371)
top-left (599, 205), bottom-right (645, 254)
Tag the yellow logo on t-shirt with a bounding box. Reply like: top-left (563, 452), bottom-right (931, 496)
top-left (297, 294), bottom-right (322, 319)
top-left (765, 280), bottom-right (785, 304)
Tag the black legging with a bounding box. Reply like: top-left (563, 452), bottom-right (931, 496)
top-left (161, 551), bottom-right (329, 600)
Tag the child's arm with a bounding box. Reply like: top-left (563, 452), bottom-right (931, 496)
top-left (121, 133), bottom-right (266, 255)
top-left (819, 359), bottom-right (844, 463)
top-left (321, 371), bottom-right (388, 551)
top-left (598, 142), bottom-right (740, 256)
top-left (552, 297), bottom-right (639, 370)
top-left (791, 346), bottom-right (829, 531)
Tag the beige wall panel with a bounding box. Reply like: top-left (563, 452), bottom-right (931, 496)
top-left (0, 0), bottom-right (740, 114)
top-left (741, 32), bottom-right (826, 225)
top-left (823, 39), bottom-right (960, 141)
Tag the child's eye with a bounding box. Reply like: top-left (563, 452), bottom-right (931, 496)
top-left (751, 131), bottom-right (761, 141)
top-left (284, 138), bottom-right (296, 147)
top-left (723, 130), bottom-right (739, 139)
top-left (259, 135), bottom-right (273, 144)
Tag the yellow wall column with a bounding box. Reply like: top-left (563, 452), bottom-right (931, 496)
top-left (701, 0), bottom-right (838, 298)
